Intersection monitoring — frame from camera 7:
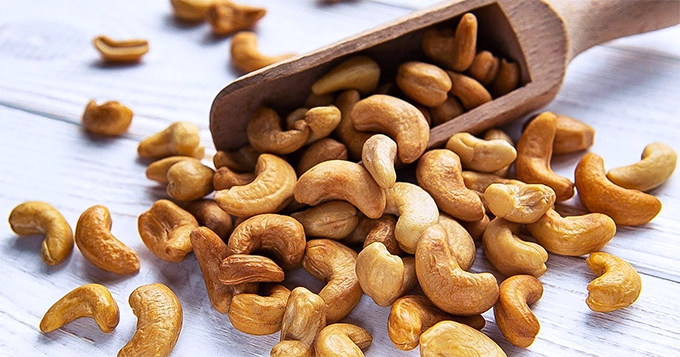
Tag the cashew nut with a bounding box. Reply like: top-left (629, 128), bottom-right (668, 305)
top-left (494, 275), bottom-right (543, 348)
top-left (420, 320), bottom-right (506, 357)
top-left (438, 212), bottom-right (476, 271)
top-left (81, 100), bottom-right (133, 136)
top-left (355, 242), bottom-right (416, 306)
top-left (92, 35), bottom-right (149, 63)
top-left (462, 170), bottom-right (521, 194)
top-left (586, 252), bottom-right (642, 312)
top-left (416, 149), bottom-right (485, 222)
top-left (290, 201), bottom-right (359, 239)
top-left (489, 58), bottom-right (520, 98)
top-left (118, 283), bottom-right (182, 357)
top-left (145, 156), bottom-right (199, 184)
top-left (302, 239), bottom-right (362, 323)
top-left (230, 31), bottom-right (295, 73)
top-left (384, 182), bottom-right (439, 254)
top-left (515, 112), bottom-right (575, 201)
top-left (526, 208), bottom-right (616, 256)
top-left (311, 55), bottom-right (380, 95)
top-left (189, 227), bottom-right (234, 314)
top-left (294, 160), bottom-right (386, 219)
top-left (388, 295), bottom-right (485, 351)
top-left (396, 61), bottom-right (452, 107)
top-left (446, 132), bottom-right (517, 173)
top-left (468, 50), bottom-right (500, 86)
top-left (483, 128), bottom-right (515, 177)
top-left (297, 138), bottom-right (348, 175)
top-left (484, 182), bottom-right (556, 224)
top-left (415, 224), bottom-right (498, 315)
top-left (553, 114), bottom-right (595, 154)
top-left (300, 105), bottom-right (342, 144)
top-left (138, 121), bottom-right (204, 160)
top-left (75, 205), bottom-right (140, 274)
top-left (213, 166), bottom-right (255, 191)
top-left (421, 13), bottom-right (477, 71)
top-left (351, 94), bottom-right (429, 164)
top-left (166, 159), bottom-right (215, 201)
top-left (138, 199), bottom-right (198, 262)
top-left (315, 323), bottom-right (372, 357)
top-left (362, 134), bottom-right (397, 189)
top-left (219, 254), bottom-right (285, 285)
top-left (342, 214), bottom-right (401, 255)
top-left (215, 153), bottom-right (296, 217)
top-left (8, 201), bottom-right (73, 265)
top-left (227, 213), bottom-right (306, 269)
top-left (607, 142), bottom-right (677, 191)
top-left (333, 90), bottom-right (372, 161)
top-left (575, 152), bottom-right (662, 226)
top-left (430, 95), bottom-right (464, 126)
top-left (184, 199), bottom-right (233, 240)
top-left (170, 0), bottom-right (214, 21)
top-left (228, 283), bottom-right (290, 335)
top-left (460, 213), bottom-right (490, 241)
top-left (206, 1), bottom-right (266, 36)
top-left (213, 145), bottom-right (259, 172)
top-left (447, 71), bottom-right (492, 110)
top-left (40, 284), bottom-right (119, 333)
top-left (483, 218), bottom-right (548, 277)
top-left (272, 286), bottom-right (326, 357)
top-left (246, 107), bottom-right (310, 155)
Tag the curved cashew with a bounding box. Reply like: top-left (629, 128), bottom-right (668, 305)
top-left (446, 132), bottom-right (517, 173)
top-left (396, 61), bottom-right (452, 107)
top-left (311, 55), bottom-right (380, 95)
top-left (494, 275), bottom-right (543, 348)
top-left (384, 182), bottom-right (439, 254)
top-left (189, 227), bottom-right (233, 314)
top-left (515, 112), bottom-right (575, 201)
top-left (170, 0), bottom-right (214, 21)
top-left (416, 224), bottom-right (498, 315)
top-left (75, 205), bottom-right (140, 274)
top-left (483, 218), bottom-right (548, 277)
top-left (228, 284), bottom-right (290, 335)
top-left (468, 50), bottom-right (499, 86)
top-left (138, 121), bottom-right (203, 160)
top-left (420, 320), bottom-right (506, 357)
top-left (462, 170), bottom-right (521, 194)
top-left (355, 242), bottom-right (417, 306)
top-left (586, 252), bottom-right (642, 312)
top-left (575, 153), bottom-right (662, 226)
top-left (362, 134), bottom-right (397, 189)
top-left (206, 1), bottom-right (266, 36)
top-left (351, 94), bottom-right (430, 164)
top-left (215, 153), bottom-right (296, 217)
top-left (212, 166), bottom-right (255, 191)
top-left (342, 214), bottom-right (401, 255)
top-left (302, 105), bottom-right (342, 144)
top-left (294, 160), bottom-right (386, 219)
top-left (118, 284), bottom-right (182, 357)
top-left (145, 156), bottom-right (199, 184)
top-left (430, 95), bottom-right (464, 126)
top-left (315, 323), bottom-right (372, 357)
top-left (438, 213), bottom-right (476, 271)
top-left (138, 199), bottom-right (198, 262)
top-left (388, 295), bottom-right (485, 351)
top-left (303, 239), bottom-right (362, 323)
top-left (213, 145), bottom-right (260, 172)
top-left (271, 286), bottom-right (326, 357)
top-left (8, 201), bottom-right (73, 265)
top-left (333, 90), bottom-right (372, 161)
top-left (81, 100), bottom-right (133, 136)
top-left (290, 201), bottom-right (359, 239)
top-left (607, 142), bottom-right (677, 191)
top-left (421, 13), bottom-right (477, 71)
top-left (92, 35), bottom-right (149, 63)
top-left (184, 199), bottom-right (233, 240)
top-left (166, 159), bottom-right (215, 201)
top-left (230, 32), bottom-right (295, 73)
top-left (526, 208), bottom-right (616, 256)
top-left (297, 138), bottom-right (348, 175)
top-left (246, 107), bottom-right (310, 155)
top-left (483, 128), bottom-right (515, 177)
top-left (447, 71), bottom-right (491, 110)
top-left (40, 284), bottom-right (119, 333)
top-left (416, 149), bottom-right (485, 222)
top-left (219, 254), bottom-right (285, 285)
top-left (489, 58), bottom-right (520, 98)
top-left (227, 213), bottom-right (306, 269)
top-left (553, 114), bottom-right (595, 155)
top-left (484, 182), bottom-right (556, 224)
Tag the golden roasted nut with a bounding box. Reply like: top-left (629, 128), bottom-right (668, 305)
top-left (166, 159), bottom-right (215, 201)
top-left (138, 121), bottom-right (203, 160)
top-left (228, 284), bottom-right (290, 335)
top-left (494, 275), bottom-right (543, 348)
top-left (362, 134), bottom-right (397, 189)
top-left (184, 199), bottom-right (233, 240)
top-left (189, 227), bottom-right (234, 313)
top-left (231, 31), bottom-right (295, 73)
top-left (607, 142), bottom-right (677, 192)
top-left (8, 201), bottom-right (73, 265)
top-left (447, 71), bottom-right (492, 110)
top-left (355, 242), bottom-right (416, 306)
top-left (138, 199), bottom-right (198, 262)
top-left (430, 96), bottom-right (464, 126)
top-left (40, 284), bottom-right (119, 333)
top-left (93, 35), bottom-right (149, 63)
top-left (291, 201), bottom-right (358, 239)
top-left (342, 214), bottom-right (401, 255)
top-left (586, 252), bottom-right (642, 312)
top-left (81, 100), bottom-right (133, 136)
top-left (468, 50), bottom-right (500, 86)
top-left (315, 323), bottom-right (372, 357)
top-left (170, 0), bottom-right (215, 21)
top-left (483, 128), bottom-right (515, 177)
top-left (312, 56), bottom-right (380, 95)
top-left (206, 1), bottom-right (266, 36)
top-left (333, 89), bottom-right (371, 160)
top-left (489, 58), bottom-right (520, 98)
top-left (296, 138), bottom-right (348, 175)
top-left (483, 217), bottom-right (547, 277)
top-left (445, 132), bottom-right (517, 173)
top-left (213, 145), bottom-right (259, 172)
top-left (145, 157), bottom-right (199, 185)
top-left (552, 114), bottom-right (595, 155)
top-left (384, 182), bottom-right (439, 254)
top-left (438, 213), bottom-right (476, 271)
top-left (396, 61), bottom-right (452, 107)
top-left (212, 166), bottom-right (255, 191)
top-left (420, 320), bottom-right (506, 357)
top-left (247, 107), bottom-right (310, 155)
top-left (271, 287), bottom-right (326, 357)
top-left (421, 13), bottom-right (477, 71)
top-left (484, 182), bottom-right (556, 224)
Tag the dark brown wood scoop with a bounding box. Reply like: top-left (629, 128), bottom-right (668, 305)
top-left (210, 0), bottom-right (679, 152)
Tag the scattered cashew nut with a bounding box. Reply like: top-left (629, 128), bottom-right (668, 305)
top-left (333, 89), bottom-right (372, 160)
top-left (447, 71), bottom-right (492, 110)
top-left (607, 142), bottom-right (677, 192)
top-left (396, 61), bottom-right (452, 107)
top-left (206, 1), bottom-right (266, 36)
top-left (246, 106), bottom-right (310, 155)
top-left (166, 159), bottom-right (215, 201)
top-left (213, 166), bottom-right (255, 191)
top-left (586, 252), bottom-right (642, 312)
top-left (184, 199), bottom-right (233, 240)
top-left (484, 182), bottom-right (556, 224)
top-left (438, 212), bottom-right (476, 271)
top-left (355, 242), bottom-right (416, 306)
top-left (145, 156), bottom-right (199, 185)
top-left (384, 182), bottom-right (439, 254)
top-left (170, 0), bottom-right (214, 21)
top-left (189, 226), bottom-right (234, 314)
top-left (483, 217), bottom-right (548, 277)
top-left (213, 145), bottom-right (259, 172)
top-left (446, 132), bottom-right (517, 173)
top-left (138, 121), bottom-right (204, 160)
top-left (290, 201), bottom-right (359, 239)
top-left (81, 100), bottom-right (133, 136)
top-left (40, 283), bottom-right (119, 333)
top-left (494, 275), bottom-right (543, 348)
top-left (420, 320), bottom-right (507, 357)
top-left (8, 201), bottom-right (73, 265)
top-left (553, 114), bottom-right (595, 155)
top-left (271, 286), bottom-right (326, 357)
top-left (231, 31), bottom-right (295, 73)
top-left (228, 283), bottom-right (290, 335)
top-left (138, 199), bottom-right (198, 262)
top-left (315, 323), bottom-right (372, 357)
top-left (92, 35), bottom-right (149, 63)
top-left (297, 137), bottom-right (348, 175)
top-left (362, 134), bottom-right (397, 189)
top-left (311, 55), bottom-right (380, 95)
top-left (219, 254), bottom-right (285, 285)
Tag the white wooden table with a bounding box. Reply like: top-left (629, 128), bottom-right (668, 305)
top-left (1, 1), bottom-right (679, 356)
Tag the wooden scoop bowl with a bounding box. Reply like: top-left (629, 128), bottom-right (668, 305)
top-left (210, 0), bottom-right (679, 152)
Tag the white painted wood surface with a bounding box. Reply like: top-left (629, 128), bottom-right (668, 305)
top-left (1, 0), bottom-right (679, 356)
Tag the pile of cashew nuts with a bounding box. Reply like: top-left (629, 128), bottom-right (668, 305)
top-left (8, 10), bottom-right (679, 357)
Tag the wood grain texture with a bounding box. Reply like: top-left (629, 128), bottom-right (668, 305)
top-left (1, 0), bottom-right (679, 356)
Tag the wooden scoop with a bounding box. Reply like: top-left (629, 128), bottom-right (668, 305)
top-left (210, 0), bottom-right (679, 152)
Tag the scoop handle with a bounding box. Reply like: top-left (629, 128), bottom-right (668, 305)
top-left (548, 0), bottom-right (680, 61)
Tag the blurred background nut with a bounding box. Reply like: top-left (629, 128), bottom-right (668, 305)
top-left (484, 182), bottom-right (556, 224)
top-left (468, 50), bottom-right (500, 86)
top-left (138, 199), bottom-right (198, 262)
top-left (489, 58), bottom-right (520, 98)
top-left (355, 242), bottom-right (416, 306)
top-left (271, 286), bottom-right (326, 357)
top-left (419, 320), bottom-right (506, 357)
top-left (207, 1), bottom-right (266, 36)
top-left (213, 145), bottom-right (259, 172)
top-left (81, 100), bottom-right (133, 136)
top-left (39, 283), bottom-right (119, 333)
top-left (92, 35), bottom-right (149, 63)
top-left (483, 217), bottom-right (548, 277)
top-left (430, 96), bottom-right (464, 126)
top-left (315, 323), bottom-right (372, 357)
top-left (231, 31), bottom-right (295, 74)
top-left (146, 157), bottom-right (198, 184)
top-left (311, 55), bottom-right (380, 95)
top-left (8, 201), bottom-right (73, 266)
top-left (494, 275), bottom-right (543, 348)
top-left (227, 284), bottom-right (290, 335)
top-left (170, 0), bottom-right (215, 21)
top-left (190, 227), bottom-right (234, 314)
top-left (246, 107), bottom-right (310, 155)
top-left (552, 114), bottom-right (595, 155)
top-left (138, 121), bottom-right (204, 160)
top-left (421, 13), bottom-right (477, 71)
top-left (384, 182), bottom-right (439, 254)
top-left (606, 142), bottom-right (677, 192)
top-left (290, 201), bottom-right (358, 239)
top-left (446, 71), bottom-right (491, 110)
top-left (396, 61), bottom-right (452, 107)
top-left (586, 252), bottom-right (642, 313)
